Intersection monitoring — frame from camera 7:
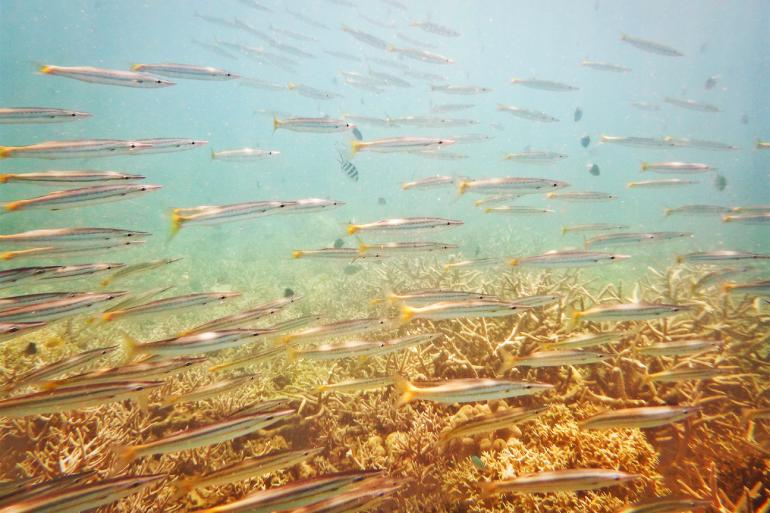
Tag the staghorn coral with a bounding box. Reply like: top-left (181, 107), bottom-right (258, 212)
top-left (0, 257), bottom-right (768, 512)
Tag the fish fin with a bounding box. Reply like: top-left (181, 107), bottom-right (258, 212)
top-left (720, 282), bottom-right (735, 295)
top-left (497, 348), bottom-right (516, 373)
top-left (675, 255), bottom-right (685, 264)
top-left (399, 305), bottom-right (415, 324)
top-left (4, 200), bottom-right (23, 211)
top-left (664, 208), bottom-right (672, 217)
top-left (393, 374), bottom-right (417, 406)
top-left (561, 226), bottom-right (569, 235)
top-left (170, 209), bottom-right (183, 239)
top-left (292, 250), bottom-right (304, 259)
top-left (457, 179), bottom-right (470, 195)
top-left (278, 335), bottom-right (293, 346)
top-left (346, 224), bottom-right (359, 235)
top-left (483, 208), bottom-right (493, 214)
top-left (357, 242), bottom-right (368, 255)
top-left (121, 331), bottom-right (141, 361)
top-left (477, 481), bottom-right (497, 498)
top-left (509, 258), bottom-right (519, 267)
top-left (546, 192), bottom-right (556, 199)
top-left (565, 306), bottom-right (582, 329)
top-left (0, 174), bottom-right (9, 183)
top-left (130, 64), bottom-right (142, 71)
top-left (0, 252), bottom-right (14, 261)
top-left (170, 478), bottom-right (196, 500)
top-left (273, 115), bottom-right (280, 133)
top-left (287, 82), bottom-right (297, 90)
top-left (210, 148), bottom-right (216, 159)
top-left (317, 384), bottom-right (329, 393)
top-left (38, 64), bottom-right (53, 74)
top-left (112, 445), bottom-right (138, 469)
top-left (640, 162), bottom-right (649, 171)
top-left (350, 140), bottom-right (363, 156)
top-left (38, 380), bottom-right (61, 392)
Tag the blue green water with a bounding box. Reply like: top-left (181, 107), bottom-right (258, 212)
top-left (1, 0), bottom-right (769, 511)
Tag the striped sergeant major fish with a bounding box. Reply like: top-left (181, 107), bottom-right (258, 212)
top-left (337, 150), bottom-right (359, 181)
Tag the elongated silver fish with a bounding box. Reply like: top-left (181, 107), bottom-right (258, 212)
top-left (546, 191), bottom-right (617, 201)
top-left (3, 184), bottom-right (161, 212)
top-left (641, 161), bottom-right (714, 174)
top-left (484, 206), bottom-right (553, 215)
top-left (497, 104), bottom-right (559, 123)
top-left (479, 468), bottom-right (639, 495)
top-left (212, 148), bottom-right (280, 160)
top-left (439, 405), bottom-right (548, 442)
top-left (274, 116), bottom-right (357, 134)
top-left (620, 34), bottom-right (683, 56)
top-left (458, 177), bottom-right (569, 195)
top-left (637, 339), bottom-right (723, 357)
top-left (410, 20), bottom-right (460, 37)
top-left (358, 241), bottom-right (457, 256)
top-left (395, 376), bottom-right (552, 405)
top-left (43, 356), bottom-right (205, 389)
top-left (510, 77), bottom-right (578, 91)
top-left (0, 474), bottom-right (165, 513)
top-left (381, 289), bottom-right (499, 305)
top-left (401, 176), bottom-right (455, 190)
top-left (172, 201), bottom-right (293, 233)
top-left (573, 302), bottom-right (692, 324)
top-left (290, 333), bottom-right (438, 361)
top-left (663, 97), bottom-right (720, 112)
top-left (184, 296), bottom-right (300, 334)
top-left (347, 217), bottom-right (462, 235)
top-left (580, 60), bottom-right (631, 73)
top-left (40, 64), bottom-right (175, 87)
top-left (510, 250), bottom-right (629, 268)
top-left (126, 329), bottom-right (273, 358)
top-left (102, 291), bottom-right (239, 321)
top-left (500, 349), bottom-right (607, 370)
top-left (351, 137), bottom-right (455, 155)
top-left (562, 224), bottom-right (629, 235)
top-left (430, 84), bottom-right (492, 95)
top-left (0, 170), bottom-right (145, 184)
top-left (0, 139), bottom-right (150, 159)
top-left (676, 250), bottom-right (770, 265)
top-left (132, 138), bottom-right (208, 154)
top-left (600, 135), bottom-right (675, 148)
top-left (117, 410), bottom-right (294, 463)
top-left (723, 213), bottom-right (770, 224)
top-left (2, 345), bottom-right (118, 391)
top-left (0, 107), bottom-right (91, 124)
top-left (131, 63), bottom-right (239, 80)
top-left (0, 380), bottom-right (161, 417)
top-left (503, 150), bottom-right (568, 163)
top-left (282, 318), bottom-right (394, 345)
top-left (0, 321), bottom-right (47, 343)
top-left (0, 227), bottom-right (147, 246)
top-left (664, 205), bottom-right (731, 216)
top-left (386, 45), bottom-right (454, 64)
top-left (0, 291), bottom-right (126, 322)
top-left (628, 179), bottom-right (698, 188)
top-left (342, 25), bottom-right (388, 50)
top-left (172, 447), bottom-right (323, 497)
top-left (543, 331), bottom-right (624, 350)
top-left (585, 231), bottom-right (692, 249)
top-left (616, 495), bottom-right (712, 513)
top-left (580, 406), bottom-right (699, 430)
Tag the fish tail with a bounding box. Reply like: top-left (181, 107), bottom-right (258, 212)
top-left (130, 64), bottom-right (142, 71)
top-left (675, 255), bottom-right (684, 264)
top-left (350, 140), bottom-right (363, 155)
top-left (664, 208), bottom-right (672, 217)
top-left (357, 242), bottom-right (369, 255)
top-left (121, 331), bottom-right (141, 361)
top-left (477, 481), bottom-right (497, 497)
top-left (170, 209), bottom-right (184, 238)
top-left (170, 479), bottom-right (196, 500)
top-left (457, 180), bottom-right (470, 195)
top-left (640, 161), bottom-right (649, 171)
top-left (38, 380), bottom-right (61, 392)
top-left (287, 82), bottom-right (297, 90)
top-left (113, 445), bottom-right (138, 468)
top-left (317, 384), bottom-right (329, 393)
top-left (497, 348), bottom-right (516, 373)
top-left (484, 208), bottom-right (493, 214)
top-left (509, 258), bottom-right (519, 267)
top-left (0, 174), bottom-right (9, 183)
top-left (279, 335), bottom-right (293, 346)
top-left (346, 224), bottom-right (359, 235)
top-left (38, 64), bottom-right (53, 74)
top-left (100, 277), bottom-right (112, 287)
top-left (394, 374), bottom-right (417, 406)
top-left (102, 311), bottom-right (117, 322)
top-left (722, 215), bottom-right (733, 223)
top-left (286, 348), bottom-right (299, 362)
top-left (273, 115), bottom-right (280, 132)
top-left (292, 250), bottom-right (304, 259)
top-left (4, 200), bottom-right (23, 211)
top-left (210, 148), bottom-right (216, 159)
top-left (385, 43), bottom-right (395, 52)
top-left (399, 305), bottom-right (415, 324)
top-left (546, 192), bottom-right (556, 199)
top-left (561, 226), bottom-right (568, 236)
top-left (0, 252), bottom-right (14, 261)
top-left (720, 282), bottom-right (735, 295)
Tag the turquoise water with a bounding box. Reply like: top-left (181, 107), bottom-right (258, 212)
top-left (1, 1), bottom-right (769, 512)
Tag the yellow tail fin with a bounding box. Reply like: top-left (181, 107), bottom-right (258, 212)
top-left (291, 250), bottom-right (304, 259)
top-left (394, 374), bottom-right (417, 406)
top-left (561, 226), bottom-right (569, 235)
top-left (0, 147), bottom-right (12, 159)
top-left (170, 478), bottom-right (196, 500)
top-left (399, 305), bottom-right (415, 324)
top-left (273, 115), bottom-right (280, 132)
top-left (170, 209), bottom-right (183, 239)
top-left (477, 481), bottom-right (497, 498)
top-left (497, 348), bottom-right (516, 373)
top-left (38, 65), bottom-right (53, 74)
top-left (509, 258), bottom-right (519, 267)
top-left (457, 180), bottom-right (470, 195)
top-left (121, 332), bottom-right (141, 361)
top-left (4, 200), bottom-right (22, 211)
top-left (720, 282), bottom-right (735, 295)
top-left (112, 445), bottom-right (138, 469)
top-left (350, 140), bottom-right (363, 156)
top-left (357, 242), bottom-right (369, 255)
top-left (0, 174), bottom-right (9, 183)
top-left (287, 82), bottom-right (297, 90)
top-left (346, 224), bottom-right (359, 235)
top-left (130, 64), bottom-right (142, 71)
top-left (640, 162), bottom-right (649, 171)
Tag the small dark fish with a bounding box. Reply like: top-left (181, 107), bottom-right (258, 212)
top-left (713, 173), bottom-right (727, 191)
top-left (588, 163), bottom-right (600, 176)
top-left (25, 342), bottom-right (37, 355)
top-left (580, 135), bottom-right (591, 148)
top-left (470, 455), bottom-right (485, 470)
top-left (705, 75), bottom-right (718, 89)
top-left (337, 150), bottom-right (359, 181)
top-left (352, 127), bottom-right (363, 140)
top-left (284, 288), bottom-right (294, 298)
top-left (333, 238), bottom-right (345, 249)
top-left (377, 197), bottom-right (386, 205)
top-left (574, 107), bottom-right (583, 122)
top-left (741, 113), bottom-right (749, 125)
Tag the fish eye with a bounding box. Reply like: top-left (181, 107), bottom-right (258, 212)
top-left (9, 327), bottom-right (18, 333)
top-left (219, 295), bottom-right (227, 300)
top-left (191, 141), bottom-right (195, 145)
top-left (70, 113), bottom-right (76, 116)
top-left (155, 80), bottom-right (163, 84)
top-left (609, 255), bottom-right (615, 260)
top-left (140, 187), bottom-right (147, 191)
top-left (137, 79), bottom-right (144, 83)
top-left (136, 385), bottom-right (145, 391)
top-left (552, 183), bottom-right (558, 187)
top-left (226, 73), bottom-right (231, 77)
top-left (438, 141), bottom-right (443, 144)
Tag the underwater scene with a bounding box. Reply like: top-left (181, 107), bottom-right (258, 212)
top-left (1, 0), bottom-right (769, 512)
